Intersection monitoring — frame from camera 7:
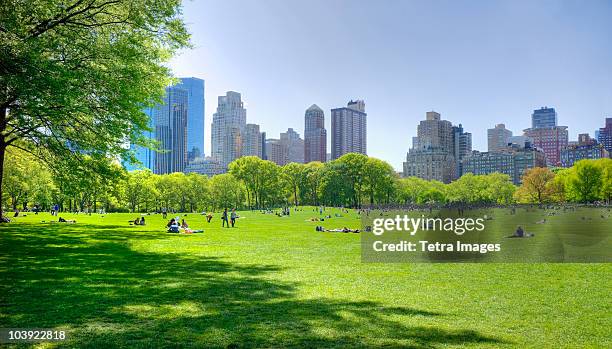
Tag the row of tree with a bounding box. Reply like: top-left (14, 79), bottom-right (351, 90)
top-left (4, 146), bottom-right (612, 213)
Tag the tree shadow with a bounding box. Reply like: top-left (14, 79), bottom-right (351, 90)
top-left (0, 224), bottom-right (510, 348)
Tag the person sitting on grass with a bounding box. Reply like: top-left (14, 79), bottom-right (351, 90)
top-left (181, 219), bottom-right (189, 229)
top-left (507, 226), bottom-right (534, 238)
top-left (167, 218), bottom-right (180, 233)
top-left (206, 213), bottom-right (213, 223)
top-left (514, 226), bottom-right (524, 237)
top-left (132, 217), bottom-right (140, 225)
top-left (140, 217), bottom-right (146, 225)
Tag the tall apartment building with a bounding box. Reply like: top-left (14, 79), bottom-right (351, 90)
top-left (281, 128), bottom-right (304, 164)
top-left (304, 104), bottom-right (327, 163)
top-left (523, 107), bottom-right (568, 166)
top-left (532, 107), bottom-right (558, 128)
top-left (176, 77), bottom-right (205, 163)
top-left (154, 85), bottom-right (188, 174)
top-left (331, 100), bottom-right (367, 159)
top-left (487, 124), bottom-right (513, 152)
top-left (597, 117), bottom-right (612, 157)
top-left (243, 123), bottom-right (263, 158)
top-left (211, 91), bottom-right (247, 168)
top-left (265, 139), bottom-right (287, 166)
top-left (523, 126), bottom-right (568, 166)
top-left (453, 124), bottom-right (472, 176)
top-left (403, 111), bottom-right (463, 183)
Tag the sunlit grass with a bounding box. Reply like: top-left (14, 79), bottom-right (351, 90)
top-left (0, 208), bottom-right (610, 348)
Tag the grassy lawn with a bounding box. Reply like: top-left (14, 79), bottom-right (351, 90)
top-left (0, 208), bottom-right (610, 348)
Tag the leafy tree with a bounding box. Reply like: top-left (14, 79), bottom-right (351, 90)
top-left (334, 153), bottom-right (368, 207)
top-left (570, 160), bottom-right (602, 203)
top-left (123, 170), bottom-right (153, 212)
top-left (397, 177), bottom-right (428, 204)
top-left (299, 162), bottom-right (324, 206)
top-left (210, 174), bottom-right (245, 210)
top-left (185, 172), bottom-right (209, 212)
top-left (598, 158), bottom-right (612, 203)
top-left (281, 163), bottom-right (304, 206)
top-left (514, 167), bottom-right (556, 204)
top-left (363, 157), bottom-right (397, 205)
top-left (0, 0), bottom-right (189, 217)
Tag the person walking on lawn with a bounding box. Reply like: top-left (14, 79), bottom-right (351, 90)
top-left (230, 209), bottom-right (237, 227)
top-left (222, 208), bottom-right (229, 228)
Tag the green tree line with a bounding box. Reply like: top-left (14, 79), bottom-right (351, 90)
top-left (4, 148), bottom-right (611, 213)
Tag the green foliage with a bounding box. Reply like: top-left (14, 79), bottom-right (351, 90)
top-left (209, 173), bottom-right (245, 210)
top-left (0, 0), bottom-right (189, 215)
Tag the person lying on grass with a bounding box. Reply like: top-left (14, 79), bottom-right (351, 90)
top-left (315, 226), bottom-right (360, 233)
top-left (57, 217), bottom-right (76, 224)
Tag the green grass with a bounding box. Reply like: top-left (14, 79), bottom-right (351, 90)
top-left (0, 208), bottom-right (610, 348)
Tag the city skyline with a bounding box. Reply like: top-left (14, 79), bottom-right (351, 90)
top-left (167, 0), bottom-right (611, 170)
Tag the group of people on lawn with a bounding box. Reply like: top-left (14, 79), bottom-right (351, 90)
top-left (165, 208), bottom-right (239, 233)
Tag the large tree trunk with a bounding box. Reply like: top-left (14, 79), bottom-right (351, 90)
top-left (0, 143), bottom-right (5, 218)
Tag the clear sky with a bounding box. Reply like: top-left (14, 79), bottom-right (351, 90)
top-left (168, 0), bottom-right (612, 170)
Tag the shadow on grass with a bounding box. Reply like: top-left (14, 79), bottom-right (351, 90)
top-left (0, 224), bottom-right (510, 348)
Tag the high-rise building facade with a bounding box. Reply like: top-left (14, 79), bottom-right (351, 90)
top-left (331, 100), bottom-right (367, 159)
top-left (523, 126), bottom-right (568, 166)
top-left (461, 145), bottom-right (546, 184)
top-left (304, 104), bottom-right (327, 163)
top-left (265, 139), bottom-right (287, 166)
top-left (154, 86), bottom-right (188, 174)
top-left (597, 117), bottom-right (612, 157)
top-left (487, 124), bottom-right (513, 152)
top-left (532, 107), bottom-right (558, 128)
top-left (177, 77), bottom-right (205, 163)
top-left (243, 123), bottom-right (263, 158)
top-left (412, 111), bottom-right (454, 153)
top-left (453, 124), bottom-right (472, 176)
top-left (125, 107), bottom-right (156, 171)
top-left (211, 91), bottom-right (247, 167)
top-left (124, 77), bottom-right (204, 172)
top-left (403, 111), bottom-right (462, 183)
top-left (281, 128), bottom-right (304, 164)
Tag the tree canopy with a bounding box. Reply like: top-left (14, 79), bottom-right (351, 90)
top-left (0, 0), bottom-right (189, 216)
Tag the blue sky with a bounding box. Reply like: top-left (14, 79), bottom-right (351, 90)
top-left (169, 0), bottom-right (612, 170)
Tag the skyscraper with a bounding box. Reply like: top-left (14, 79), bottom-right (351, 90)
top-left (453, 124), bottom-right (472, 176)
top-left (532, 107), bottom-right (558, 128)
top-left (176, 77), bottom-right (205, 163)
top-left (154, 85), bottom-right (188, 174)
top-left (124, 77), bottom-right (204, 172)
top-left (523, 106), bottom-right (568, 166)
top-left (487, 124), bottom-right (513, 152)
top-left (304, 104), bottom-right (327, 163)
top-left (265, 138), bottom-right (287, 166)
top-left (331, 100), bottom-right (367, 159)
top-left (403, 111), bottom-right (459, 183)
top-left (243, 123), bottom-right (263, 158)
top-left (281, 128), bottom-right (305, 164)
top-left (125, 107), bottom-right (156, 171)
top-left (211, 91), bottom-right (247, 167)
top-left (523, 126), bottom-right (568, 166)
top-left (597, 117), bottom-right (612, 157)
